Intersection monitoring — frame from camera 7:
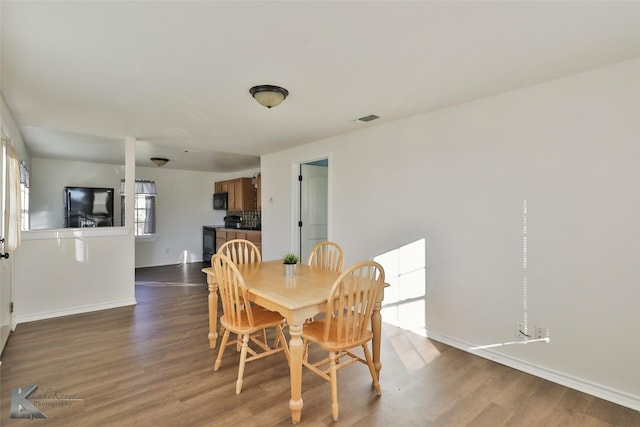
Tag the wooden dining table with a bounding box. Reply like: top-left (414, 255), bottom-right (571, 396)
top-left (202, 260), bottom-right (386, 424)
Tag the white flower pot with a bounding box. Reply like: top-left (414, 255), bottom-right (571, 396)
top-left (283, 263), bottom-right (296, 277)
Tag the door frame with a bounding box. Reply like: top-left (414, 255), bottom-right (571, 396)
top-left (0, 132), bottom-right (13, 354)
top-left (291, 155), bottom-right (331, 260)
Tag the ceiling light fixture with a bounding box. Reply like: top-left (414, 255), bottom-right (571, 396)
top-left (150, 157), bottom-right (169, 167)
top-left (250, 85), bottom-right (289, 108)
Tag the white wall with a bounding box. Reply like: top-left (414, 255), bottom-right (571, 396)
top-left (13, 156), bottom-right (230, 320)
top-left (13, 227), bottom-right (136, 323)
top-left (30, 158), bottom-right (125, 229)
top-left (261, 59), bottom-right (640, 409)
top-left (12, 143), bottom-right (137, 326)
top-left (132, 166), bottom-right (229, 267)
top-left (1, 94), bottom-right (30, 164)
top-left (29, 158), bottom-right (234, 267)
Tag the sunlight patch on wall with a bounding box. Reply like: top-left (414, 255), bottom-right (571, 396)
top-left (374, 238), bottom-right (427, 336)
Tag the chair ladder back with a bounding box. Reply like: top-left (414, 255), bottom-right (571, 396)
top-left (211, 253), bottom-right (254, 328)
top-left (324, 261), bottom-right (384, 344)
top-left (219, 239), bottom-right (262, 265)
top-left (308, 241), bottom-right (344, 272)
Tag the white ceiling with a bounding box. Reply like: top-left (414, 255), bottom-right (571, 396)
top-left (2, 1), bottom-right (639, 172)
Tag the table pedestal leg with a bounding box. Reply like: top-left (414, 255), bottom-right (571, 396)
top-left (288, 323), bottom-right (304, 424)
top-left (371, 300), bottom-right (382, 380)
top-left (207, 276), bottom-right (219, 349)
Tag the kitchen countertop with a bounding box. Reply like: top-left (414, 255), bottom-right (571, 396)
top-left (218, 226), bottom-right (261, 231)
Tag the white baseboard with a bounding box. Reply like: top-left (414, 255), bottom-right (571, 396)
top-left (13, 299), bottom-right (138, 326)
top-left (427, 330), bottom-right (640, 412)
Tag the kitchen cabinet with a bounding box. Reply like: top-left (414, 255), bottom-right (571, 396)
top-left (256, 173), bottom-right (262, 210)
top-left (214, 177), bottom-right (255, 211)
top-left (215, 228), bottom-right (261, 254)
top-left (233, 178), bottom-right (255, 211)
top-left (226, 180), bottom-right (236, 210)
top-left (215, 229), bottom-right (227, 254)
top-left (214, 180), bottom-right (228, 193)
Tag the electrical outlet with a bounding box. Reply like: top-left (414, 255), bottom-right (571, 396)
top-left (535, 326), bottom-right (548, 339)
top-left (515, 322), bottom-right (524, 337)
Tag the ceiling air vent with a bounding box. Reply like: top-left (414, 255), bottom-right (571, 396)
top-left (356, 114), bottom-right (380, 123)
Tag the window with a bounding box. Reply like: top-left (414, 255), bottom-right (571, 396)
top-left (120, 179), bottom-right (157, 238)
top-left (19, 160), bottom-right (29, 231)
top-left (1, 135), bottom-right (23, 249)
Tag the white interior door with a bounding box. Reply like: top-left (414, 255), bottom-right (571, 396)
top-left (0, 138), bottom-right (12, 354)
top-left (300, 162), bottom-right (328, 261)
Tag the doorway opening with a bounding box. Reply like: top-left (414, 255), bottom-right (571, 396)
top-left (298, 159), bottom-right (328, 261)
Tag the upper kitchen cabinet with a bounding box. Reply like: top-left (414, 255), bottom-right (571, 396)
top-left (226, 179), bottom-right (236, 210)
top-left (233, 178), bottom-right (255, 211)
top-left (214, 180), bottom-right (228, 193)
top-left (215, 177), bottom-right (256, 211)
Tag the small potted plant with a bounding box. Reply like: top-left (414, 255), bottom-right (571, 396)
top-left (282, 252), bottom-right (299, 277)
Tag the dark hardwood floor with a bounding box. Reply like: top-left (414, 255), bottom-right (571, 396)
top-left (1, 262), bottom-right (638, 426)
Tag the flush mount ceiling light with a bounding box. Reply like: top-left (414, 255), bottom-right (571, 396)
top-left (250, 85), bottom-right (289, 108)
top-left (150, 157), bottom-right (169, 167)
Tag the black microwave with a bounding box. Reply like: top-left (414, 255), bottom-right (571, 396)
top-left (213, 192), bottom-right (228, 210)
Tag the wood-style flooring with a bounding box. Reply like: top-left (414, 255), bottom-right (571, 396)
top-left (0, 262), bottom-right (638, 426)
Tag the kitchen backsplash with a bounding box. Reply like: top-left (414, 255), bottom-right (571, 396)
top-left (228, 210), bottom-right (261, 229)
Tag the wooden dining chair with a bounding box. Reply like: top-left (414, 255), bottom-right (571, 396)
top-left (304, 241), bottom-right (345, 323)
top-left (307, 241), bottom-right (344, 272)
top-left (210, 238), bottom-right (263, 348)
top-left (301, 260), bottom-right (385, 421)
top-left (211, 253), bottom-right (289, 394)
top-left (218, 239), bottom-right (262, 265)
